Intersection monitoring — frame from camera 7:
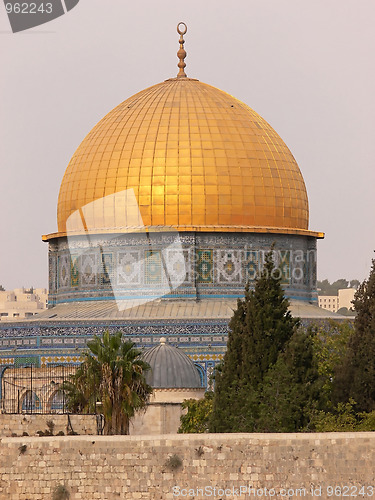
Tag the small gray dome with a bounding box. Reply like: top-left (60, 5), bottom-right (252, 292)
top-left (142, 338), bottom-right (201, 389)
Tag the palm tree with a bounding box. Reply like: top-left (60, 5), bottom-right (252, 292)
top-left (64, 330), bottom-right (152, 435)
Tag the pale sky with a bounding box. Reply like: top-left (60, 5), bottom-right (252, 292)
top-left (1, 0), bottom-right (374, 289)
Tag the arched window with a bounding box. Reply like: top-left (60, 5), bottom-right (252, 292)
top-left (22, 391), bottom-right (40, 412)
top-left (50, 390), bottom-right (64, 411)
top-left (194, 363), bottom-right (206, 388)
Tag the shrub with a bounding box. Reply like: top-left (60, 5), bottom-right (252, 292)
top-left (18, 444), bottom-right (27, 455)
top-left (164, 454), bottom-right (183, 471)
top-left (46, 420), bottom-right (55, 436)
top-left (52, 483), bottom-right (70, 500)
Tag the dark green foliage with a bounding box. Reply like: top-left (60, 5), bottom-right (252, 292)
top-left (317, 278), bottom-right (350, 296)
top-left (178, 391), bottom-right (213, 433)
top-left (257, 329), bottom-right (324, 432)
top-left (63, 330), bottom-right (152, 434)
top-left (317, 278), bottom-right (359, 297)
top-left (333, 260), bottom-right (375, 412)
top-left (311, 399), bottom-right (375, 432)
top-left (209, 250), bottom-right (299, 432)
top-left (311, 320), bottom-right (353, 396)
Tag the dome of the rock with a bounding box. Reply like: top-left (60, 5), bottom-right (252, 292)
top-left (42, 22), bottom-right (323, 310)
top-left (0, 24), bottom-right (332, 415)
top-left (51, 77), bottom-right (313, 239)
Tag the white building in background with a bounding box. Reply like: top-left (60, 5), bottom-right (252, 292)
top-left (338, 288), bottom-right (356, 310)
top-left (318, 295), bottom-right (339, 313)
top-left (0, 288), bottom-right (48, 321)
top-left (318, 288), bottom-right (356, 313)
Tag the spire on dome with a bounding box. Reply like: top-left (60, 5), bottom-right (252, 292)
top-left (177, 22), bottom-right (187, 78)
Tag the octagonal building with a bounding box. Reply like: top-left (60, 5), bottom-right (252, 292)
top-left (0, 25), bottom-right (328, 386)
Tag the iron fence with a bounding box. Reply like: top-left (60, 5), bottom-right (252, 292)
top-left (0, 364), bottom-right (77, 414)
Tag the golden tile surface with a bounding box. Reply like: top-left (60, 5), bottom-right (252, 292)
top-left (54, 78), bottom-right (313, 238)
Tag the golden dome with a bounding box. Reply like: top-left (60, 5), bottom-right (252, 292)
top-left (47, 76), bottom-right (322, 241)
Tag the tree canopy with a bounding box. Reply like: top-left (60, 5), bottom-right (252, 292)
top-left (317, 278), bottom-right (359, 296)
top-left (63, 330), bottom-right (152, 434)
top-left (178, 392), bottom-right (214, 433)
top-left (181, 255), bottom-right (375, 434)
top-left (209, 250), bottom-right (300, 432)
top-left (333, 259), bottom-right (375, 412)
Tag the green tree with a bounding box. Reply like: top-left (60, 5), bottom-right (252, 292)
top-left (63, 363), bottom-right (100, 414)
top-left (64, 330), bottom-right (152, 434)
top-left (333, 260), bottom-right (375, 412)
top-left (209, 250), bottom-right (299, 433)
top-left (312, 399), bottom-right (360, 432)
top-left (178, 392), bottom-right (214, 433)
top-left (317, 278), bottom-right (350, 296)
top-left (311, 319), bottom-right (353, 396)
top-left (257, 328), bottom-right (324, 432)
top-left (317, 279), bottom-right (332, 295)
top-left (311, 399), bottom-right (375, 432)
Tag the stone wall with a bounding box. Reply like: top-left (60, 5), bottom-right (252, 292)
top-left (0, 432), bottom-right (374, 499)
top-left (0, 414), bottom-right (97, 437)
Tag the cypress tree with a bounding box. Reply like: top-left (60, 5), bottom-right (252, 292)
top-left (257, 328), bottom-right (323, 432)
top-left (210, 250), bottom-right (299, 432)
top-left (333, 259), bottom-right (375, 412)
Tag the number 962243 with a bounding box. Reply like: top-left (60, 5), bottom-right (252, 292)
top-left (5, 3), bottom-right (53, 14)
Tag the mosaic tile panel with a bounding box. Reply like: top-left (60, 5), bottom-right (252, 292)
top-left (70, 255), bottom-right (80, 287)
top-left (165, 248), bottom-right (190, 285)
top-left (244, 250), bottom-right (259, 282)
top-left (100, 253), bottom-right (114, 286)
top-left (196, 249), bottom-right (213, 283)
top-left (58, 255), bottom-right (70, 289)
top-left (14, 356), bottom-right (40, 368)
top-left (278, 250), bottom-right (291, 285)
top-left (81, 253), bottom-right (98, 286)
top-left (144, 250), bottom-right (162, 285)
top-left (216, 250), bottom-right (242, 284)
top-left (117, 251), bottom-right (142, 285)
top-left (303, 259), bottom-right (310, 286)
top-left (48, 255), bottom-right (57, 293)
top-left (291, 251), bottom-right (307, 286)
